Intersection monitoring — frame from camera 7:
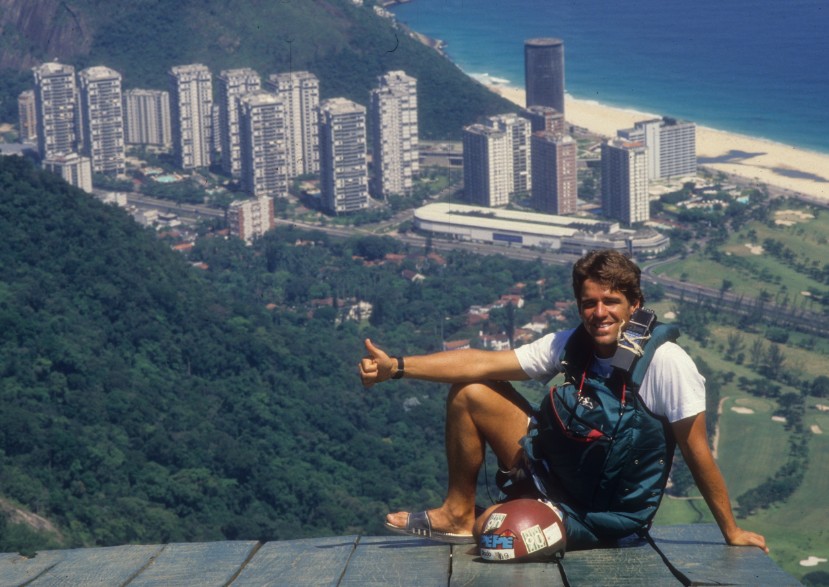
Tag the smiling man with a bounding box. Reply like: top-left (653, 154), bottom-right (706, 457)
top-left (359, 249), bottom-right (767, 553)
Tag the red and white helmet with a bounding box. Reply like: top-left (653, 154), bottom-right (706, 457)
top-left (479, 498), bottom-right (566, 562)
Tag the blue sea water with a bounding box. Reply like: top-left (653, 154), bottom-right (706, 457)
top-left (392, 0), bottom-right (829, 154)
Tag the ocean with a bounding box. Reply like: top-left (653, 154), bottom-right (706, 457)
top-left (391, 0), bottom-right (829, 154)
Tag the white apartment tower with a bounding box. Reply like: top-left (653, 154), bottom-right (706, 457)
top-left (485, 113), bottom-right (532, 196)
top-left (601, 139), bottom-right (649, 225)
top-left (318, 98), bottom-right (369, 214)
top-left (227, 196), bottom-right (276, 244)
top-left (33, 62), bottom-right (78, 160)
top-left (18, 90), bottom-right (37, 143)
top-left (531, 131), bottom-right (577, 215)
top-left (462, 123), bottom-right (512, 207)
top-left (266, 71), bottom-right (320, 177)
top-left (123, 89), bottom-right (172, 148)
top-left (238, 91), bottom-right (288, 199)
top-left (218, 68), bottom-right (262, 178)
top-left (169, 64), bottom-right (213, 169)
top-left (43, 153), bottom-right (93, 193)
top-left (618, 117), bottom-right (697, 180)
top-left (78, 66), bottom-right (126, 175)
top-left (370, 70), bottom-right (419, 198)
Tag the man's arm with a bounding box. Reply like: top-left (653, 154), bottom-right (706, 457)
top-left (359, 338), bottom-right (530, 388)
top-left (672, 412), bottom-right (769, 553)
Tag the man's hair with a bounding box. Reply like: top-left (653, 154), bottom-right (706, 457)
top-left (572, 249), bottom-right (644, 308)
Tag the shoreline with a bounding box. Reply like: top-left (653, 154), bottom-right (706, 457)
top-left (489, 84), bottom-right (829, 203)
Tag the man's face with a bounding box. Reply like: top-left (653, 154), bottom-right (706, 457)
top-left (578, 278), bottom-right (640, 358)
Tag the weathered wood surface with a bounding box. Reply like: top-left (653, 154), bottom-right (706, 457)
top-left (649, 525), bottom-right (801, 586)
top-left (0, 525), bottom-right (800, 586)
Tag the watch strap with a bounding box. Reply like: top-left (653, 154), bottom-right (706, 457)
top-left (391, 356), bottom-right (405, 379)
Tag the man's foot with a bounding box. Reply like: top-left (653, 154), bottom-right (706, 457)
top-left (384, 510), bottom-right (476, 544)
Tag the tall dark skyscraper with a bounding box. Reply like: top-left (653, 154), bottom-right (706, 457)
top-left (524, 38), bottom-right (565, 115)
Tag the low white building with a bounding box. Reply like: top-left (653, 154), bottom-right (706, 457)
top-left (413, 202), bottom-right (669, 256)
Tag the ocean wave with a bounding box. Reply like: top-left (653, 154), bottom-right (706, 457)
top-left (469, 72), bottom-right (510, 85)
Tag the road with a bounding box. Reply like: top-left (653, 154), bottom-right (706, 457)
top-left (641, 256), bottom-right (829, 335)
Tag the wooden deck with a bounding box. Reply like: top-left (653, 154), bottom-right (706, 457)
top-left (0, 524), bottom-right (799, 586)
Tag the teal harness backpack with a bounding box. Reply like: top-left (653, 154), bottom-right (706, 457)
top-left (525, 323), bottom-right (681, 549)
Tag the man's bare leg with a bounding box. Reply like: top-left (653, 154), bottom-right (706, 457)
top-left (386, 380), bottom-right (532, 535)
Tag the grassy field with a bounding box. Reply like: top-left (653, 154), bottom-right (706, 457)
top-left (654, 202), bottom-right (829, 305)
top-left (647, 201), bottom-right (829, 582)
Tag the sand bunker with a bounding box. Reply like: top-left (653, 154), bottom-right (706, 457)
top-left (800, 556), bottom-right (827, 567)
top-left (774, 209), bottom-right (815, 227)
top-left (743, 243), bottom-right (764, 255)
top-left (811, 424), bottom-right (823, 434)
top-left (772, 416), bottom-right (787, 423)
top-left (731, 407), bottom-right (755, 414)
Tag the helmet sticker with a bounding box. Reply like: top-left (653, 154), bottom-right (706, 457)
top-left (521, 524), bottom-right (547, 554)
top-left (483, 512), bottom-right (507, 533)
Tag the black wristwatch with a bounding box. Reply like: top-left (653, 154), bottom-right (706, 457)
top-left (391, 356), bottom-right (405, 379)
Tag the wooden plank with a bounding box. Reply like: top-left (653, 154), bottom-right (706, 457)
top-left (230, 535), bottom-right (358, 587)
top-left (558, 534), bottom-right (681, 586)
top-left (338, 535), bottom-right (451, 586)
top-left (450, 543), bottom-right (566, 586)
top-left (127, 541), bottom-right (259, 587)
top-left (649, 524), bottom-right (802, 586)
top-left (25, 544), bottom-right (162, 586)
top-left (0, 551), bottom-right (65, 587)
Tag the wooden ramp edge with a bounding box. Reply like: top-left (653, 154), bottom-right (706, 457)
top-left (0, 524), bottom-right (801, 586)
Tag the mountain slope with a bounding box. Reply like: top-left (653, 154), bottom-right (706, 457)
top-left (0, 155), bottom-right (577, 550)
top-left (0, 155), bottom-right (444, 546)
top-left (0, 0), bottom-right (516, 138)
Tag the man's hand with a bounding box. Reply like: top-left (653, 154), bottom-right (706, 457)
top-left (359, 339), bottom-right (394, 388)
top-left (726, 528), bottom-right (769, 553)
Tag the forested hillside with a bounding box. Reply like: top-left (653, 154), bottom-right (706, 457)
top-left (0, 156), bottom-right (574, 551)
top-left (0, 0), bottom-right (516, 138)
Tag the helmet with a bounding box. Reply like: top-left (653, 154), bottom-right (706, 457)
top-left (479, 498), bottom-right (566, 562)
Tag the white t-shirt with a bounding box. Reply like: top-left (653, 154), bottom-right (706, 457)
top-left (514, 328), bottom-right (706, 423)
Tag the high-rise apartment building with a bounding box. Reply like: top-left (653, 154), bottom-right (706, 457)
top-left (601, 139), bottom-right (649, 225)
top-left (238, 91), bottom-right (288, 199)
top-left (485, 113), bottom-right (532, 196)
top-left (17, 90), bottom-right (37, 143)
top-left (524, 38), bottom-right (565, 114)
top-left (462, 123), bottom-right (512, 207)
top-left (43, 153), bottom-right (93, 193)
top-left (78, 66), bottom-right (126, 175)
top-left (217, 68), bottom-right (261, 178)
top-left (266, 71), bottom-right (320, 177)
top-left (123, 89), bottom-right (172, 148)
top-left (531, 132), bottom-right (577, 215)
top-left (169, 64), bottom-right (213, 169)
top-left (618, 117), bottom-right (697, 180)
top-left (227, 196), bottom-right (276, 244)
top-left (369, 70), bottom-right (419, 198)
top-left (33, 62), bottom-right (78, 160)
top-left (318, 97), bottom-right (369, 215)
top-left (522, 105), bottom-right (566, 136)
top-left (463, 113), bottom-right (532, 207)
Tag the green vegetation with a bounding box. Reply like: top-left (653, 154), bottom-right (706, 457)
top-left (643, 192), bottom-right (829, 580)
top-left (0, 156), bottom-right (572, 550)
top-left (2, 152), bottom-right (827, 580)
top-left (0, 0), bottom-right (517, 140)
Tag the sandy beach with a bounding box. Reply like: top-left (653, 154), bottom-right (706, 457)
top-left (491, 85), bottom-right (829, 203)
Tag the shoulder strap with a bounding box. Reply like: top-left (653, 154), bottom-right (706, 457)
top-left (559, 325), bottom-right (593, 383)
top-left (628, 323), bottom-right (680, 389)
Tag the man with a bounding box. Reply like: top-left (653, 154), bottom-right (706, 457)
top-left (359, 249), bottom-right (767, 552)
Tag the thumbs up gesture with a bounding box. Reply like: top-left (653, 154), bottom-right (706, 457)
top-left (360, 338), bottom-right (394, 387)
